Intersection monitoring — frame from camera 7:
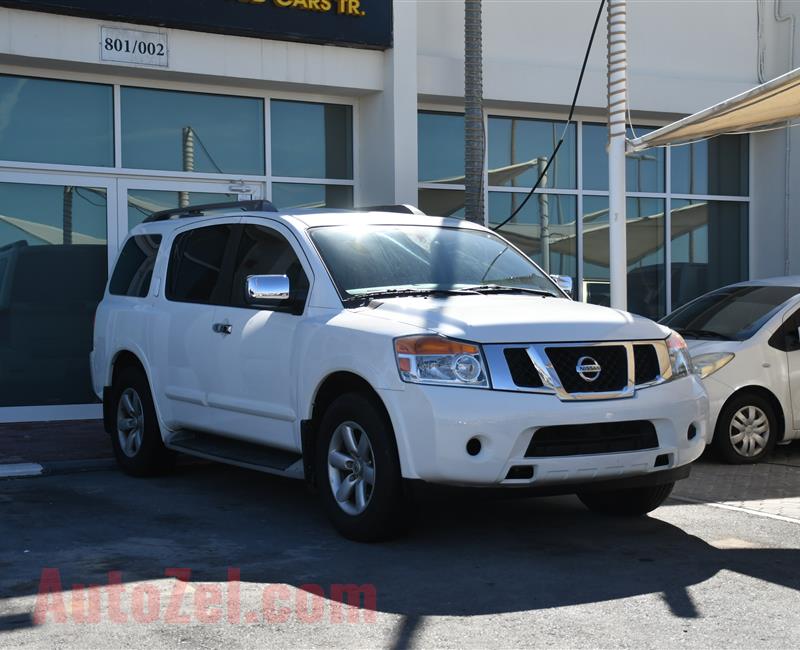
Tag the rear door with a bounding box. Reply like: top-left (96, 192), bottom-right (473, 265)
top-left (157, 221), bottom-right (239, 430)
top-left (202, 221), bottom-right (312, 450)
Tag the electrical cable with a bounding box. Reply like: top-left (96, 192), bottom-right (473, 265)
top-left (191, 128), bottom-right (225, 174)
top-left (491, 0), bottom-right (607, 232)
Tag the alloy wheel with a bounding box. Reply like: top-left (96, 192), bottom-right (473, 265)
top-left (327, 421), bottom-right (376, 516)
top-left (117, 387), bottom-right (144, 458)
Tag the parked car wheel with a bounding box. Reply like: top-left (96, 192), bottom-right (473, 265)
top-left (577, 482), bottom-right (675, 516)
top-left (315, 392), bottom-right (408, 542)
top-left (713, 392), bottom-right (778, 464)
top-left (110, 366), bottom-right (175, 476)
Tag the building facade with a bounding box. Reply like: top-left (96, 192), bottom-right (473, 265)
top-left (0, 0), bottom-right (796, 422)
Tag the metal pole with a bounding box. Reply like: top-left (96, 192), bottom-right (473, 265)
top-left (180, 126), bottom-right (195, 208)
top-left (538, 157), bottom-right (550, 273)
top-left (62, 186), bottom-right (73, 245)
top-left (464, 0), bottom-right (485, 224)
top-left (607, 0), bottom-right (628, 310)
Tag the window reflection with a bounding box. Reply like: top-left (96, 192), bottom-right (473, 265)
top-left (271, 183), bottom-right (353, 210)
top-left (671, 199), bottom-right (748, 308)
top-left (489, 192), bottom-right (577, 283)
top-left (582, 123), bottom-right (665, 192)
top-left (0, 182), bottom-right (107, 406)
top-left (121, 87), bottom-right (264, 175)
top-left (418, 112), bottom-right (465, 183)
top-left (271, 100), bottom-right (353, 179)
top-left (417, 188), bottom-right (465, 218)
top-left (488, 117), bottom-right (576, 189)
top-left (0, 75), bottom-right (113, 167)
top-left (127, 190), bottom-right (238, 230)
top-left (582, 196), bottom-right (666, 320)
top-left (671, 136), bottom-right (749, 196)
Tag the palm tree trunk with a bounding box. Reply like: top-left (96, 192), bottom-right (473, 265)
top-left (464, 0), bottom-right (484, 224)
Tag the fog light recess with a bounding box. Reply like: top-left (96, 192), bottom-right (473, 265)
top-left (466, 437), bottom-right (482, 456)
top-left (687, 424), bottom-right (698, 441)
top-left (505, 465), bottom-right (534, 480)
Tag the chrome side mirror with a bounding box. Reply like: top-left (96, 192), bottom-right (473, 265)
top-left (246, 274), bottom-right (290, 305)
top-left (551, 274), bottom-right (574, 298)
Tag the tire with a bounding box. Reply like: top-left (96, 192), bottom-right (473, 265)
top-left (577, 482), bottom-right (675, 516)
top-left (713, 392), bottom-right (778, 464)
top-left (109, 366), bottom-right (175, 477)
top-left (314, 392), bottom-right (408, 542)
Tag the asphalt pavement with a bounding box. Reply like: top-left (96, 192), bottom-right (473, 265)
top-left (1, 444), bottom-right (799, 648)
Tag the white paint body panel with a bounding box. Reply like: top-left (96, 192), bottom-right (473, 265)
top-left (93, 210), bottom-right (709, 486)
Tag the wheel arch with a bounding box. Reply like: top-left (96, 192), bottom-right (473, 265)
top-left (302, 371), bottom-right (397, 485)
top-left (718, 385), bottom-right (787, 442)
top-left (103, 349), bottom-right (152, 435)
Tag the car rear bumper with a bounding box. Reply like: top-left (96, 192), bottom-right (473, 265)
top-left (379, 374), bottom-right (708, 488)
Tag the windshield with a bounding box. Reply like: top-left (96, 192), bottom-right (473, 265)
top-left (661, 285), bottom-right (800, 340)
top-left (308, 225), bottom-right (562, 300)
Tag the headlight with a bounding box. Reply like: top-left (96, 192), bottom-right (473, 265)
top-left (394, 335), bottom-right (490, 387)
top-left (692, 352), bottom-right (734, 379)
top-left (666, 331), bottom-right (694, 380)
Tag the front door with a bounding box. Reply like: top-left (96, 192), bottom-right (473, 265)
top-left (204, 220), bottom-right (312, 451)
top-left (783, 307), bottom-right (800, 430)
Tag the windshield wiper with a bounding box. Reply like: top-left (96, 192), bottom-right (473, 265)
top-left (343, 287), bottom-right (479, 307)
top-left (675, 327), bottom-right (732, 341)
top-left (467, 284), bottom-right (558, 297)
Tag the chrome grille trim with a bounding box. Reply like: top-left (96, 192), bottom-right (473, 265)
top-left (485, 339), bottom-right (671, 400)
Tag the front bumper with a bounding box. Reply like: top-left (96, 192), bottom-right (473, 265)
top-left (379, 374), bottom-right (709, 488)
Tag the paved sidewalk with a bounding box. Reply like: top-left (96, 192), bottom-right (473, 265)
top-left (0, 419), bottom-right (110, 473)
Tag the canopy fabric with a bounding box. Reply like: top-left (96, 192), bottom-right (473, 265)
top-left (629, 66), bottom-right (800, 151)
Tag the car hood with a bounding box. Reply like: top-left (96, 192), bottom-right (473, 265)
top-left (355, 294), bottom-right (668, 344)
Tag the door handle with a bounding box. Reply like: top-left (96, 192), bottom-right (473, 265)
top-left (212, 322), bottom-right (232, 335)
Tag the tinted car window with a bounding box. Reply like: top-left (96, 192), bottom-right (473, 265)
top-left (228, 225), bottom-right (309, 309)
top-left (109, 235), bottom-right (162, 297)
top-left (166, 224), bottom-right (235, 304)
top-left (661, 285), bottom-right (800, 340)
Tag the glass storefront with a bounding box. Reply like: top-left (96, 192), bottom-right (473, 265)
top-left (418, 110), bottom-right (751, 320)
top-left (0, 73), bottom-right (356, 411)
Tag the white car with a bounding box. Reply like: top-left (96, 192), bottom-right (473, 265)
top-left (661, 277), bottom-right (800, 464)
top-left (91, 201), bottom-right (708, 540)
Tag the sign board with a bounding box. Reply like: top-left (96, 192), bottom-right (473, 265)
top-left (1, 0), bottom-right (393, 50)
top-left (100, 27), bottom-right (168, 67)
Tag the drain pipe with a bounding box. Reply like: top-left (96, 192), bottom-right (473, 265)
top-left (607, 0), bottom-right (628, 309)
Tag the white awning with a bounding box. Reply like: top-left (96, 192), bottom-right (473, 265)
top-left (629, 67), bottom-right (800, 151)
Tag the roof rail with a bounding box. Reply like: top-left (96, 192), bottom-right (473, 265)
top-left (352, 204), bottom-right (426, 215)
top-left (143, 199), bottom-right (278, 223)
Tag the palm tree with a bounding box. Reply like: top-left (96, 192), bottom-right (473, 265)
top-left (464, 0), bottom-right (484, 224)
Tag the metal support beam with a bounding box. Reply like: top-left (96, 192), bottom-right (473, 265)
top-left (607, 0), bottom-right (628, 310)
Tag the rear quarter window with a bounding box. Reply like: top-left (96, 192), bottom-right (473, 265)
top-left (109, 235), bottom-right (162, 297)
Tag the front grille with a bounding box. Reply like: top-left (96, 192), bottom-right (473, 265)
top-left (525, 420), bottom-right (659, 457)
top-left (545, 345), bottom-right (628, 393)
top-left (504, 348), bottom-right (543, 388)
top-left (634, 344), bottom-right (660, 384)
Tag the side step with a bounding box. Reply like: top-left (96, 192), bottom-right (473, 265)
top-left (166, 431), bottom-right (304, 479)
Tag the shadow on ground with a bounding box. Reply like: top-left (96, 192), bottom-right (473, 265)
top-left (1, 461), bottom-right (798, 638)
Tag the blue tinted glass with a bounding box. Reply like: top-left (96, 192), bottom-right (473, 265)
top-left (127, 190), bottom-right (238, 231)
top-left (582, 123), bottom-right (665, 192)
top-left (418, 112), bottom-right (465, 183)
top-left (670, 199), bottom-right (748, 308)
top-left (582, 196), bottom-right (666, 318)
top-left (122, 87), bottom-right (264, 174)
top-left (488, 192), bottom-right (577, 282)
top-left (671, 136), bottom-right (748, 196)
top-left (488, 117), bottom-right (576, 189)
top-left (272, 183), bottom-right (353, 210)
top-left (0, 75), bottom-right (113, 166)
top-left (0, 181), bottom-right (107, 406)
top-left (271, 100), bottom-right (353, 179)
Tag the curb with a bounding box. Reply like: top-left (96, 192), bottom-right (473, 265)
top-left (0, 458), bottom-right (115, 479)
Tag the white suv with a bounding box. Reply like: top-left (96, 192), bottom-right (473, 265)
top-left (92, 202), bottom-right (709, 541)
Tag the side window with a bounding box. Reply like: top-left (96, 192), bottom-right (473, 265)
top-left (769, 308), bottom-right (800, 352)
top-left (109, 235), bottom-right (162, 297)
top-left (166, 224), bottom-right (236, 304)
top-left (229, 224), bottom-right (309, 309)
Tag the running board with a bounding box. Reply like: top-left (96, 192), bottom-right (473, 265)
top-left (166, 431), bottom-right (304, 479)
